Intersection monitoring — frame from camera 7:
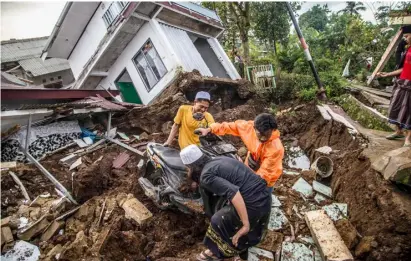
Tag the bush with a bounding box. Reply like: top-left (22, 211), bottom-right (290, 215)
top-left (298, 87), bottom-right (318, 101)
top-left (274, 72), bottom-right (315, 102)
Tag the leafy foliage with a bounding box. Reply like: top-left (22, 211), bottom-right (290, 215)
top-left (298, 4), bottom-right (330, 32)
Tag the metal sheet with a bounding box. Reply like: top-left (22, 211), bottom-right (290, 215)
top-left (160, 23), bottom-right (213, 77)
top-left (19, 58), bottom-right (71, 77)
top-left (1, 37), bottom-right (48, 63)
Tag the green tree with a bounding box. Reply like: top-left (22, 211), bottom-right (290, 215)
top-left (252, 2), bottom-right (296, 54)
top-left (298, 4), bottom-right (330, 32)
top-left (338, 2), bottom-right (366, 16)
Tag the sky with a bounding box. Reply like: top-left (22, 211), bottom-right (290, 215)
top-left (0, 1), bottom-right (402, 41)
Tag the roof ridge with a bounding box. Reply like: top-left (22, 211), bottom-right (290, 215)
top-left (1, 36), bottom-right (49, 45)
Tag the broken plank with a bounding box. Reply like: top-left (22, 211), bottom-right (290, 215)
top-left (2, 226), bottom-right (14, 243)
top-left (349, 84), bottom-right (392, 98)
top-left (56, 206), bottom-right (81, 221)
top-left (40, 220), bottom-right (65, 241)
top-left (305, 210), bottom-right (353, 261)
top-left (367, 28), bottom-right (403, 86)
top-left (9, 171), bottom-right (31, 201)
top-left (0, 162), bottom-right (17, 170)
top-left (316, 105), bottom-right (332, 121)
top-left (360, 91), bottom-right (390, 106)
top-left (112, 152), bottom-right (130, 169)
top-left (18, 215), bottom-right (51, 241)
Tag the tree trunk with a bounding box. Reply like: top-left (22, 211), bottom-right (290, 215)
top-left (241, 33), bottom-right (250, 66)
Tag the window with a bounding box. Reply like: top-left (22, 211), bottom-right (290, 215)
top-left (50, 77), bottom-right (54, 81)
top-left (42, 79), bottom-right (46, 83)
top-left (102, 1), bottom-right (128, 27)
top-left (58, 76), bottom-right (62, 79)
top-left (133, 39), bottom-right (167, 91)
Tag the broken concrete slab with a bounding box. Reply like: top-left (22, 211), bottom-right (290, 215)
top-left (272, 194), bottom-right (282, 207)
top-left (257, 230), bottom-right (284, 252)
top-left (74, 139), bottom-right (88, 148)
top-left (322, 203), bottom-right (348, 221)
top-left (120, 194), bottom-right (153, 225)
top-left (1, 240), bottom-right (41, 261)
top-left (248, 247), bottom-right (274, 260)
top-left (1, 217), bottom-right (11, 227)
top-left (268, 207), bottom-right (288, 231)
top-left (60, 154), bottom-right (78, 166)
top-left (371, 147), bottom-right (411, 173)
top-left (312, 181), bottom-right (332, 198)
top-left (322, 104), bottom-right (358, 134)
top-left (305, 210), bottom-right (353, 261)
top-left (316, 105), bottom-right (332, 121)
top-left (69, 158), bottom-right (82, 171)
top-left (2, 226), bottom-right (14, 244)
top-left (40, 220), bottom-right (65, 241)
top-left (292, 178), bottom-right (314, 197)
top-left (17, 216), bottom-right (51, 241)
top-left (281, 242), bottom-right (314, 261)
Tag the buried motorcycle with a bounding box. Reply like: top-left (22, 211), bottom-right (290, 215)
top-left (138, 132), bottom-right (238, 216)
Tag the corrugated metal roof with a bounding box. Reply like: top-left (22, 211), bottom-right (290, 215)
top-left (1, 37), bottom-right (48, 63)
top-left (19, 58), bottom-right (71, 76)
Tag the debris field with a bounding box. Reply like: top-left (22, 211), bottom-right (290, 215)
top-left (1, 71), bottom-right (411, 261)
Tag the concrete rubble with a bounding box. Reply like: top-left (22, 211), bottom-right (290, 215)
top-left (292, 178), bottom-right (314, 198)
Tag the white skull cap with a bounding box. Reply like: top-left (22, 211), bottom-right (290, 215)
top-left (180, 144), bottom-right (203, 165)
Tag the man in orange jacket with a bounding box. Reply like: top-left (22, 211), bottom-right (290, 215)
top-left (196, 113), bottom-right (284, 189)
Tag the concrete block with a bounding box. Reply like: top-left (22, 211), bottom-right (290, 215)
top-left (313, 181), bottom-right (332, 198)
top-left (315, 146), bottom-right (333, 155)
top-left (317, 105), bottom-right (332, 121)
top-left (121, 195), bottom-right (153, 225)
top-left (2, 226), bottom-right (14, 243)
top-left (40, 220), bottom-right (65, 241)
top-left (305, 210), bottom-right (353, 261)
top-left (1, 217), bottom-right (11, 227)
top-left (372, 147), bottom-right (411, 174)
top-left (292, 178), bottom-right (314, 197)
top-left (281, 242), bottom-right (313, 261)
top-left (383, 156), bottom-right (411, 182)
top-left (322, 203), bottom-right (348, 221)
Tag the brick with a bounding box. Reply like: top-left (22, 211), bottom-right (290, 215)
top-left (2, 226), bottom-right (14, 244)
top-left (305, 210), bottom-right (353, 261)
top-left (121, 194), bottom-right (152, 225)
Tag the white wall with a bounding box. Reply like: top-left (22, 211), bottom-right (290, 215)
top-left (99, 19), bottom-right (182, 105)
top-left (68, 2), bottom-right (111, 78)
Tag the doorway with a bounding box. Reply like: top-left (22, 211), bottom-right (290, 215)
top-left (115, 69), bottom-right (142, 104)
top-left (192, 36), bottom-right (230, 78)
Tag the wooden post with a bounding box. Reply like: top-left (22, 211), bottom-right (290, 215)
top-left (367, 28), bottom-right (403, 86)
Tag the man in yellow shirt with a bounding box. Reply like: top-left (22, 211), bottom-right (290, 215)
top-left (164, 91), bottom-right (215, 149)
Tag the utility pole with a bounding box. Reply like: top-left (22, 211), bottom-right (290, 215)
top-left (286, 2), bottom-right (326, 100)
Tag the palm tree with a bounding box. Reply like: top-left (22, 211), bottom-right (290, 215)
top-left (338, 2), bottom-right (367, 16)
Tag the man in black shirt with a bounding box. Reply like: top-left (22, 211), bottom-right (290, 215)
top-left (180, 145), bottom-right (271, 260)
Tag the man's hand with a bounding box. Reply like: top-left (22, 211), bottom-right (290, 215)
top-left (232, 224), bottom-right (250, 247)
top-left (195, 128), bottom-right (211, 136)
top-left (163, 142), bottom-right (170, 147)
top-left (377, 72), bottom-right (388, 78)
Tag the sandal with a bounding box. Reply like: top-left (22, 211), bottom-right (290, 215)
top-left (386, 133), bottom-right (405, 140)
top-left (196, 250), bottom-right (221, 261)
top-left (403, 143), bottom-right (411, 147)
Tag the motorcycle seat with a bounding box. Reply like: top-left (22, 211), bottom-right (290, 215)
top-left (152, 145), bottom-right (187, 171)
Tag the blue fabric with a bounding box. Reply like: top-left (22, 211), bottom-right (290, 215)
top-left (81, 128), bottom-right (96, 140)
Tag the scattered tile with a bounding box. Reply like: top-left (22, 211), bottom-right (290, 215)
top-left (272, 194), bottom-right (282, 207)
top-left (297, 235), bottom-right (315, 246)
top-left (315, 146), bottom-right (332, 155)
top-left (1, 240), bottom-right (40, 261)
top-left (284, 170), bottom-right (301, 176)
top-left (281, 242), bottom-right (313, 261)
top-left (314, 194), bottom-right (327, 204)
top-left (268, 207), bottom-right (288, 231)
top-left (305, 210), bottom-right (353, 261)
top-left (292, 178), bottom-right (314, 197)
top-left (112, 152), bottom-right (130, 169)
top-left (117, 132), bottom-right (130, 141)
top-left (322, 203), bottom-right (348, 221)
top-left (312, 181), bottom-right (332, 198)
top-left (249, 247), bottom-right (274, 260)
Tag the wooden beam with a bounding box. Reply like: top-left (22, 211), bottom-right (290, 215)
top-left (367, 29), bottom-right (403, 86)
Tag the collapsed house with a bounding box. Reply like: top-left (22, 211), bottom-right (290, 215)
top-left (42, 2), bottom-right (240, 105)
top-left (1, 37), bottom-right (74, 88)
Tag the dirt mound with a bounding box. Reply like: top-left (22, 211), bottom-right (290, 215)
top-left (116, 71), bottom-right (259, 134)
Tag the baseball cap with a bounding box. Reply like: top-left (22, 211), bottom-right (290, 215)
top-left (180, 144), bottom-right (203, 165)
top-left (195, 91), bottom-right (211, 101)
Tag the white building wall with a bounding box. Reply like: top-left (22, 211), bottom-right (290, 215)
top-left (99, 19), bottom-right (182, 105)
top-left (68, 2), bottom-right (111, 79)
